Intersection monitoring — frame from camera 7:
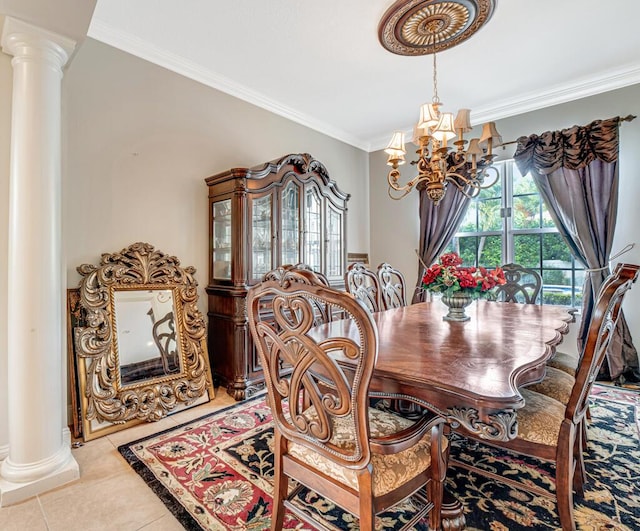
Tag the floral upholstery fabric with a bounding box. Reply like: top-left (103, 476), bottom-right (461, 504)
top-left (516, 389), bottom-right (566, 446)
top-left (547, 351), bottom-right (579, 376)
top-left (526, 366), bottom-right (576, 404)
top-left (288, 407), bottom-right (445, 497)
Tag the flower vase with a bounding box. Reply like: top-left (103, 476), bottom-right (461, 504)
top-left (441, 292), bottom-right (473, 322)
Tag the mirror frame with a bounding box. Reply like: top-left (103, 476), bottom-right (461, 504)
top-left (75, 242), bottom-right (214, 441)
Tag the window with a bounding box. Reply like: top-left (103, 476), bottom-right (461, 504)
top-left (445, 160), bottom-right (583, 306)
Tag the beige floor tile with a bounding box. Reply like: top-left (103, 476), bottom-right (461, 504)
top-left (39, 470), bottom-right (170, 531)
top-left (71, 435), bottom-right (131, 482)
top-left (168, 390), bottom-right (239, 424)
top-left (0, 497), bottom-right (48, 531)
top-left (138, 513), bottom-right (186, 530)
top-left (0, 387), bottom-right (256, 530)
top-left (105, 415), bottom-right (179, 448)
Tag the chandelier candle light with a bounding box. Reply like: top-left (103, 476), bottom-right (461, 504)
top-left (379, 0), bottom-right (500, 205)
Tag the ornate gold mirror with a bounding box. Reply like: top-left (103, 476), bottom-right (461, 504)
top-left (75, 242), bottom-right (214, 441)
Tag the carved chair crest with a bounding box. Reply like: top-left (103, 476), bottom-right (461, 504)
top-left (494, 263), bottom-right (542, 304)
top-left (345, 262), bottom-right (382, 313)
top-left (377, 262), bottom-right (408, 310)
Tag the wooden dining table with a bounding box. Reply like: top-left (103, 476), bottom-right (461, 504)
top-left (312, 299), bottom-right (573, 442)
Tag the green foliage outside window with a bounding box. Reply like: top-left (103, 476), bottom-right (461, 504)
top-left (445, 161), bottom-right (583, 307)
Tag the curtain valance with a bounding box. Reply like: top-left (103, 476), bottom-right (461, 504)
top-left (514, 117), bottom-right (621, 176)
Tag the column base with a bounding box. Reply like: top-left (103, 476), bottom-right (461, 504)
top-left (0, 429), bottom-right (79, 506)
top-left (0, 456), bottom-right (79, 506)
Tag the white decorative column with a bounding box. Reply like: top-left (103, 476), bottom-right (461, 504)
top-left (0, 18), bottom-right (79, 506)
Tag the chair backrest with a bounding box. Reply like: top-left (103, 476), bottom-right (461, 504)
top-left (567, 262), bottom-right (639, 425)
top-left (377, 262), bottom-right (408, 310)
top-left (493, 263), bottom-right (542, 304)
top-left (152, 311), bottom-right (179, 373)
top-left (276, 265), bottom-right (333, 324)
top-left (290, 263), bottom-right (331, 287)
top-left (247, 268), bottom-right (378, 467)
top-left (345, 262), bottom-right (382, 312)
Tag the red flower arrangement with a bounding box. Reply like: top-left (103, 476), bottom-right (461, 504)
top-left (421, 252), bottom-right (506, 298)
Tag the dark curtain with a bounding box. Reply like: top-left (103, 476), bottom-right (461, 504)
top-left (514, 117), bottom-right (639, 381)
top-left (411, 185), bottom-right (471, 303)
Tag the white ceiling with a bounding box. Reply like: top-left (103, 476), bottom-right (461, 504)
top-left (87, 0), bottom-right (640, 152)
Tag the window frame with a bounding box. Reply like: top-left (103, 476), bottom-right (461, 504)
top-left (448, 159), bottom-right (583, 307)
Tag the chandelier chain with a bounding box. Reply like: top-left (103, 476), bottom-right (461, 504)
top-left (432, 53), bottom-right (439, 104)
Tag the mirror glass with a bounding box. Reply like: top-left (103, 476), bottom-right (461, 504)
top-left (114, 289), bottom-right (183, 387)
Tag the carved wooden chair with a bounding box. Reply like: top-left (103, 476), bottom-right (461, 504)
top-left (345, 262), bottom-right (382, 313)
top-left (377, 262), bottom-right (408, 310)
top-left (247, 270), bottom-right (448, 531)
top-left (453, 262), bottom-right (639, 531)
top-left (151, 311), bottom-right (180, 374)
top-left (526, 265), bottom-right (629, 432)
top-left (494, 263), bottom-right (542, 304)
top-left (493, 263), bottom-right (579, 401)
top-left (290, 263), bottom-right (330, 287)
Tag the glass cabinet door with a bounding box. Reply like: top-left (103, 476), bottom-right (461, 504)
top-left (280, 181), bottom-right (300, 266)
top-left (304, 187), bottom-right (322, 272)
top-left (326, 204), bottom-right (344, 278)
top-left (251, 195), bottom-right (273, 281)
top-left (212, 199), bottom-right (232, 280)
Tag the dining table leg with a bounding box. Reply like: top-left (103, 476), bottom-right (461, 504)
top-left (440, 489), bottom-right (466, 530)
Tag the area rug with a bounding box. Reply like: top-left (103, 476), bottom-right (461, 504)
top-left (118, 386), bottom-right (640, 530)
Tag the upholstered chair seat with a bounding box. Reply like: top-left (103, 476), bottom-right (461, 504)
top-left (289, 406), bottom-right (447, 497)
top-left (547, 351), bottom-right (580, 376)
top-left (515, 388), bottom-right (566, 446)
top-left (526, 366), bottom-right (575, 405)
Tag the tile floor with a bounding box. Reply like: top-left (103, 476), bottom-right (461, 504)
top-left (0, 389), bottom-right (238, 531)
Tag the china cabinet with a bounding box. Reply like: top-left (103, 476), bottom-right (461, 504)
top-left (205, 153), bottom-right (350, 399)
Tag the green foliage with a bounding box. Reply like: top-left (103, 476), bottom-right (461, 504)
top-left (542, 291), bottom-right (573, 306)
top-left (447, 162), bottom-right (584, 306)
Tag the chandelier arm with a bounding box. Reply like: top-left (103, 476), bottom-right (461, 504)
top-left (387, 186), bottom-right (413, 201)
top-left (445, 154), bottom-right (468, 175)
top-left (476, 165), bottom-right (500, 189)
top-left (387, 168), bottom-right (422, 199)
top-left (443, 175), bottom-right (482, 199)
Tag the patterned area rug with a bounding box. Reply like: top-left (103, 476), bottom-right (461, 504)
top-left (118, 385), bottom-right (640, 530)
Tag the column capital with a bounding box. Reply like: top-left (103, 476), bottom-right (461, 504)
top-left (1, 17), bottom-right (76, 70)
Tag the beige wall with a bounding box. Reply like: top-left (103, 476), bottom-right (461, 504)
top-left (0, 1), bottom-right (96, 42)
top-left (369, 84), bottom-right (640, 356)
top-left (63, 39), bottom-right (370, 316)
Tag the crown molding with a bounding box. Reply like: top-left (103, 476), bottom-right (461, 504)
top-left (470, 63), bottom-right (640, 126)
top-left (89, 20), bottom-right (640, 154)
top-left (88, 20), bottom-right (369, 151)
top-left (369, 63), bottom-right (640, 152)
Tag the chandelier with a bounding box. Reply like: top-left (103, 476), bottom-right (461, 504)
top-left (384, 53), bottom-right (502, 204)
top-left (378, 0), bottom-right (500, 205)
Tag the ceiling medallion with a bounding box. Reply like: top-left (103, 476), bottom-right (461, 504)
top-left (378, 0), bottom-right (496, 56)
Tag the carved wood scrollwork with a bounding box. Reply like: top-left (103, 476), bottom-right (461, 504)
top-left (248, 271), bottom-right (377, 465)
top-left (368, 391), bottom-right (518, 441)
top-left (446, 406), bottom-right (518, 441)
top-left (75, 242), bottom-right (213, 440)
